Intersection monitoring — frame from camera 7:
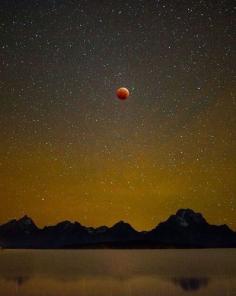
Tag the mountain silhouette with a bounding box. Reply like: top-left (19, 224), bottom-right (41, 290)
top-left (0, 209), bottom-right (235, 249)
top-left (148, 209), bottom-right (236, 247)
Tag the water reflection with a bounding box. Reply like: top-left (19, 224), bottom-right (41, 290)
top-left (0, 249), bottom-right (235, 296)
top-left (4, 276), bottom-right (30, 287)
top-left (5, 275), bottom-right (210, 292)
top-left (172, 277), bottom-right (209, 291)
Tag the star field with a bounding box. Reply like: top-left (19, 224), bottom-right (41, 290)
top-left (0, 0), bottom-right (235, 230)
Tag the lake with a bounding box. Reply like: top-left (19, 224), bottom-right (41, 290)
top-left (0, 249), bottom-right (235, 295)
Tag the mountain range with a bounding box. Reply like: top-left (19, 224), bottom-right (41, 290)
top-left (0, 209), bottom-right (236, 249)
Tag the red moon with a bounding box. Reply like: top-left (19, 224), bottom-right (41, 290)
top-left (116, 87), bottom-right (130, 100)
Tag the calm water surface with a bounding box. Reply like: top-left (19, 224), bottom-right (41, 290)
top-left (0, 249), bottom-right (235, 295)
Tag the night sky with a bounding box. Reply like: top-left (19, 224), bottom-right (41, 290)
top-left (0, 0), bottom-right (235, 230)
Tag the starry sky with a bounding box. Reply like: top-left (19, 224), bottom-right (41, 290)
top-left (0, 0), bottom-right (235, 230)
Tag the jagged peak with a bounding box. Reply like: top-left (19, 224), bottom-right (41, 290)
top-left (53, 220), bottom-right (86, 231)
top-left (18, 216), bottom-right (39, 232)
top-left (175, 209), bottom-right (207, 225)
top-left (18, 215), bottom-right (34, 224)
top-left (176, 208), bottom-right (200, 217)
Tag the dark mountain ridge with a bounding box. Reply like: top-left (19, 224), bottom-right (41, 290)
top-left (0, 209), bottom-right (235, 249)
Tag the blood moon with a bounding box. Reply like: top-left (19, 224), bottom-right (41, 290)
top-left (116, 87), bottom-right (130, 100)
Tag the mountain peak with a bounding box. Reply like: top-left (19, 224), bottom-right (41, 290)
top-left (56, 220), bottom-right (72, 227)
top-left (113, 220), bottom-right (128, 225)
top-left (110, 221), bottom-right (137, 235)
top-left (175, 209), bottom-right (207, 226)
top-left (111, 220), bottom-right (133, 229)
top-left (18, 215), bottom-right (34, 225)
